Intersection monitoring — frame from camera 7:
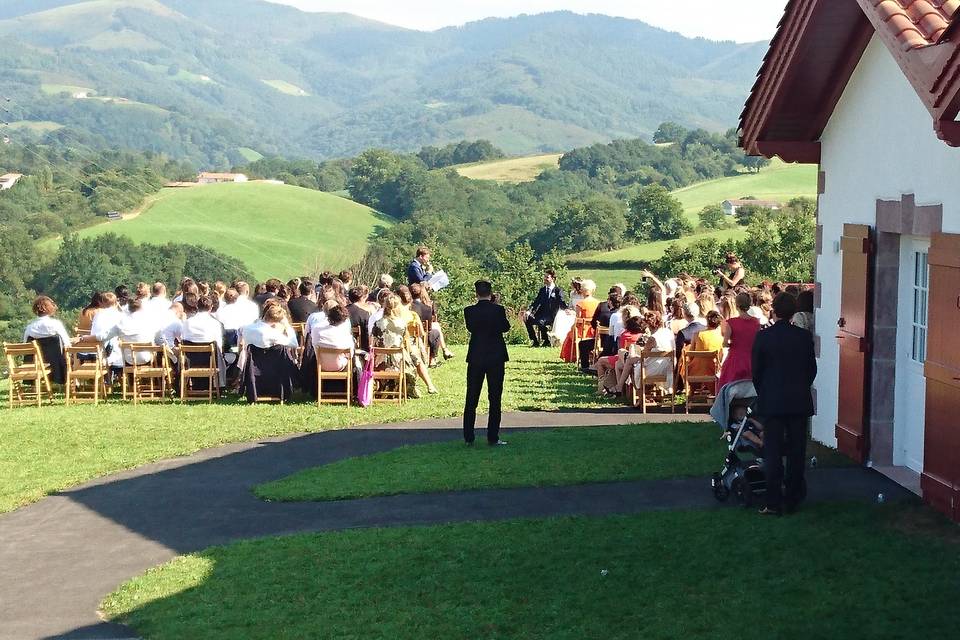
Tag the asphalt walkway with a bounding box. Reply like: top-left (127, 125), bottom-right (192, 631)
top-left (0, 411), bottom-right (909, 640)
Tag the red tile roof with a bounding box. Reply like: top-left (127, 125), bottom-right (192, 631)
top-left (872, 0), bottom-right (959, 50)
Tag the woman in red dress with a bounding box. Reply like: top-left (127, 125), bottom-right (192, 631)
top-left (718, 292), bottom-right (761, 388)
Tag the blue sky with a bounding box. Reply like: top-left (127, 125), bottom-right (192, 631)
top-left (266, 1), bottom-right (788, 42)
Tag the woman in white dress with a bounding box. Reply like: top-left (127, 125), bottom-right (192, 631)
top-left (548, 277), bottom-right (584, 346)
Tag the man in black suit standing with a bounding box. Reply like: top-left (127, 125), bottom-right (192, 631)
top-left (524, 269), bottom-right (566, 347)
top-left (752, 292), bottom-right (817, 515)
top-left (463, 280), bottom-right (511, 446)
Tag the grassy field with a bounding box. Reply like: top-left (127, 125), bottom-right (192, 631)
top-left (261, 79), bottom-right (310, 96)
top-left (256, 424), bottom-right (851, 503)
top-left (0, 347), bottom-right (608, 514)
top-left (102, 503), bottom-right (960, 639)
top-left (237, 147), bottom-right (264, 162)
top-left (456, 153), bottom-right (563, 183)
top-left (674, 158), bottom-right (817, 222)
top-left (4, 120), bottom-right (64, 133)
top-left (66, 183), bottom-right (389, 279)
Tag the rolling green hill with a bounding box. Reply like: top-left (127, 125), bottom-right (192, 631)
top-left (568, 161), bottom-right (817, 291)
top-left (71, 183), bottom-right (391, 279)
top-left (0, 0), bottom-right (766, 164)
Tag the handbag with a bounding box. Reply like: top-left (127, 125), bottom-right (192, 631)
top-left (357, 351), bottom-right (375, 407)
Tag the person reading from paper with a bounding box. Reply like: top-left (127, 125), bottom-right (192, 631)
top-left (407, 246), bottom-right (434, 287)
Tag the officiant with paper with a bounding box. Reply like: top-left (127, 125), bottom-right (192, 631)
top-left (407, 246), bottom-right (436, 287)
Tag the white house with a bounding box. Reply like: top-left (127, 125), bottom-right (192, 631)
top-left (0, 173), bottom-right (23, 190)
top-left (741, 0), bottom-right (960, 522)
top-left (721, 199), bottom-right (782, 217)
top-left (197, 172), bottom-right (248, 184)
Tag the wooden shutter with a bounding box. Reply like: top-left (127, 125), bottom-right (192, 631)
top-left (922, 232), bottom-right (960, 522)
top-left (835, 224), bottom-right (873, 463)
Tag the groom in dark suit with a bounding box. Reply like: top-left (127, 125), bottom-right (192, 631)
top-left (524, 269), bottom-right (566, 347)
top-left (752, 292), bottom-right (817, 515)
top-left (463, 280), bottom-right (511, 446)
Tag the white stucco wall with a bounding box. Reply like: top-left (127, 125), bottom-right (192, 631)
top-left (815, 35), bottom-right (960, 446)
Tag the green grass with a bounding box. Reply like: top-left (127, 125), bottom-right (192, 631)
top-left (101, 502), bottom-right (960, 639)
top-left (3, 120), bottom-right (63, 133)
top-left (673, 158), bottom-right (817, 222)
top-left (456, 153), bottom-right (563, 183)
top-left (40, 83), bottom-right (93, 96)
top-left (261, 79), bottom-right (310, 96)
top-left (237, 147), bottom-right (263, 162)
top-left (65, 183), bottom-right (390, 279)
top-left (0, 347), bottom-right (608, 514)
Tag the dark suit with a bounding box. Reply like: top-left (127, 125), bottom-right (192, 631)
top-left (288, 297), bottom-right (319, 324)
top-left (752, 319), bottom-right (817, 511)
top-left (463, 299), bottom-right (510, 443)
top-left (525, 285), bottom-right (566, 345)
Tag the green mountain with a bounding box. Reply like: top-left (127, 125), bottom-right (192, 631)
top-left (0, 0), bottom-right (766, 166)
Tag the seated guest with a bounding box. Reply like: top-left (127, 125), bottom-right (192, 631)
top-left (143, 282), bottom-right (170, 316)
top-left (373, 294), bottom-right (437, 397)
top-left (609, 303), bottom-right (641, 342)
top-left (367, 273), bottom-right (394, 303)
top-left (23, 295), bottom-right (73, 384)
top-left (683, 310), bottom-right (724, 384)
top-left (614, 311), bottom-right (675, 395)
top-left (115, 285), bottom-right (132, 313)
top-left (675, 302), bottom-right (706, 357)
top-left (254, 279), bottom-right (282, 310)
top-left (241, 304), bottom-right (299, 349)
top-left (347, 287), bottom-right (373, 352)
top-left (597, 314), bottom-right (645, 395)
top-left (338, 270), bottom-right (353, 288)
top-left (288, 281), bottom-right (319, 324)
top-left (312, 304), bottom-right (355, 372)
top-left (594, 287), bottom-right (623, 355)
top-left (667, 297), bottom-right (688, 334)
top-left (366, 288), bottom-right (392, 338)
top-left (748, 290), bottom-right (773, 326)
top-left (410, 283), bottom-right (454, 363)
top-left (159, 303), bottom-right (185, 350)
top-left (23, 295), bottom-right (73, 348)
top-left (231, 281), bottom-right (261, 325)
top-left (91, 297), bottom-right (159, 367)
top-left (181, 295), bottom-right (224, 348)
top-left (524, 269), bottom-right (566, 347)
top-left (792, 289), bottom-right (815, 332)
top-left (697, 291), bottom-right (717, 316)
top-left (561, 279), bottom-right (599, 367)
top-left (77, 292), bottom-right (105, 333)
top-left (172, 277), bottom-right (194, 303)
top-left (134, 282), bottom-right (150, 302)
top-left (286, 278), bottom-right (302, 301)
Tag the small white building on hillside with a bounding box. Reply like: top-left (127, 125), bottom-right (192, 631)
top-left (0, 173), bottom-right (23, 190)
top-left (741, 0), bottom-right (960, 523)
top-left (197, 172), bottom-right (248, 184)
top-left (721, 199), bottom-right (782, 216)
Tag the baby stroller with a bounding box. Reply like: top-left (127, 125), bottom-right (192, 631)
top-left (709, 380), bottom-right (766, 506)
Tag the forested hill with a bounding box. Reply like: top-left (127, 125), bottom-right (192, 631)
top-left (0, 0), bottom-right (766, 166)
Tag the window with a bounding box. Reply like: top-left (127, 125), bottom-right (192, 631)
top-left (912, 250), bottom-right (929, 362)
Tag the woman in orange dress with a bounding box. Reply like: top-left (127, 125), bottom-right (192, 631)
top-left (560, 279), bottom-right (599, 365)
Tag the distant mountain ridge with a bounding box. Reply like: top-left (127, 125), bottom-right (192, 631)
top-left (0, 0), bottom-right (767, 166)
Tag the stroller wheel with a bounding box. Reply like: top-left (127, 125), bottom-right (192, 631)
top-left (732, 477), bottom-right (753, 508)
top-left (711, 473), bottom-right (730, 502)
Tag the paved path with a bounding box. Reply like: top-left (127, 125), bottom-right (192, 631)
top-left (0, 411), bottom-right (909, 640)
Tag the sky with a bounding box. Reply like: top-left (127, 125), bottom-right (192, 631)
top-left (265, 0), bottom-right (788, 43)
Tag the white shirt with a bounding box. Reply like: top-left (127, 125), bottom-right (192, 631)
top-left (142, 296), bottom-right (170, 316)
top-left (306, 310), bottom-right (329, 337)
top-left (180, 312), bottom-right (224, 345)
top-left (23, 316), bottom-right (72, 347)
top-left (241, 320), bottom-right (299, 349)
top-left (366, 308), bottom-right (384, 339)
top-left (234, 296), bottom-right (261, 326)
top-left (312, 320), bottom-right (354, 351)
top-left (99, 310), bottom-right (160, 366)
top-left (609, 312), bottom-right (625, 341)
top-left (216, 301), bottom-right (256, 332)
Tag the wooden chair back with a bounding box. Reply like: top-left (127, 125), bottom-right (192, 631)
top-left (371, 347), bottom-right (406, 404)
top-left (407, 319), bottom-right (429, 363)
top-left (119, 342), bottom-right (171, 404)
top-left (351, 325), bottom-right (362, 350)
top-left (592, 325), bottom-right (611, 361)
top-left (315, 347), bottom-right (353, 406)
top-left (3, 342), bottom-right (52, 408)
top-left (682, 350), bottom-right (722, 413)
top-left (179, 343), bottom-right (219, 403)
top-left (632, 347), bottom-right (676, 415)
top-left (572, 318), bottom-right (592, 366)
top-left (291, 323), bottom-right (307, 365)
top-left (64, 345), bottom-right (109, 405)
top-left (74, 327), bottom-right (91, 339)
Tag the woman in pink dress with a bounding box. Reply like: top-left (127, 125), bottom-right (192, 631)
top-left (718, 292), bottom-right (761, 388)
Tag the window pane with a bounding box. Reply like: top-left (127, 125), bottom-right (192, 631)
top-left (920, 289), bottom-right (928, 327)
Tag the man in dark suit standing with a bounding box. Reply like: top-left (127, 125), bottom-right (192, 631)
top-left (524, 269), bottom-right (566, 347)
top-left (463, 280), bottom-right (511, 446)
top-left (752, 292), bottom-right (817, 515)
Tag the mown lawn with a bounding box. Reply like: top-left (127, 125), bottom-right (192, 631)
top-left (0, 347), bottom-right (608, 513)
top-left (455, 153), bottom-right (563, 183)
top-left (101, 502), bottom-right (960, 640)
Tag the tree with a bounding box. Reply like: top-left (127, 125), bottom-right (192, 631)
top-left (698, 203), bottom-right (727, 229)
top-left (741, 155), bottom-right (771, 173)
top-left (626, 185), bottom-right (692, 242)
top-left (530, 196), bottom-right (627, 253)
top-left (735, 209), bottom-right (815, 282)
top-left (346, 150), bottom-right (425, 219)
top-left (785, 196), bottom-right (817, 217)
top-left (734, 203), bottom-right (767, 226)
top-left (648, 238), bottom-right (728, 282)
top-left (653, 122), bottom-right (687, 144)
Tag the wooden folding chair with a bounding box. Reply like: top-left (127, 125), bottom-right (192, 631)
top-left (316, 347), bottom-right (353, 406)
top-left (179, 343), bottom-right (220, 403)
top-left (351, 325), bottom-right (362, 350)
top-left (371, 347), bottom-right (406, 404)
top-left (592, 325), bottom-right (611, 365)
top-left (683, 350), bottom-right (722, 413)
top-left (120, 343), bottom-right (172, 403)
top-left (407, 319), bottom-right (429, 364)
top-left (73, 327), bottom-right (91, 339)
top-left (632, 348), bottom-right (676, 414)
top-left (65, 345), bottom-right (109, 405)
top-left (3, 342), bottom-right (53, 408)
top-left (572, 317), bottom-right (592, 367)
top-left (291, 323), bottom-right (307, 366)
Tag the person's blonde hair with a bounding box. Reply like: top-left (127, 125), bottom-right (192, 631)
top-left (382, 294), bottom-right (402, 319)
top-left (263, 304), bottom-right (286, 324)
top-left (697, 292), bottom-right (717, 315)
top-left (581, 279), bottom-right (597, 295)
top-left (619, 304), bottom-right (641, 324)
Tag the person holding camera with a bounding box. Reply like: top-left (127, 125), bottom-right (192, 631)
top-left (716, 252), bottom-right (746, 291)
top-left (463, 280), bottom-right (511, 446)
